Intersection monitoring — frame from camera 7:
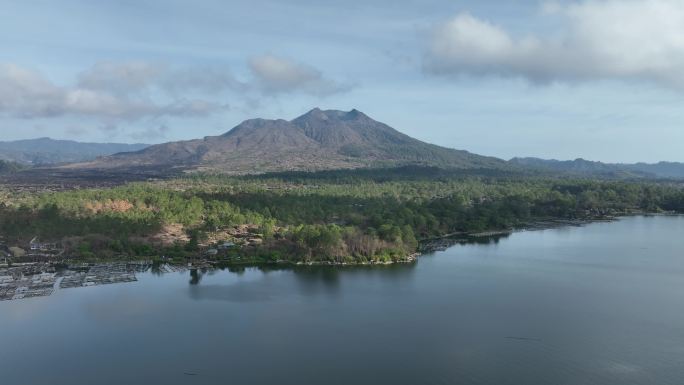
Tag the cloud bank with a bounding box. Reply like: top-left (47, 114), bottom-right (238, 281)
top-left (0, 56), bottom-right (348, 122)
top-left (426, 0), bottom-right (684, 88)
top-left (0, 63), bottom-right (229, 121)
top-left (249, 54), bottom-right (348, 96)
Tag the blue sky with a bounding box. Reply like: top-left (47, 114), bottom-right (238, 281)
top-left (1, 0), bottom-right (683, 163)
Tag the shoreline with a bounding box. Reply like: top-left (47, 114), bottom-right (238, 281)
top-left (4, 212), bottom-right (679, 270)
top-left (417, 212), bottom-right (676, 254)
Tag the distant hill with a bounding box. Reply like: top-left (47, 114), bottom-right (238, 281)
top-left (68, 108), bottom-right (507, 174)
top-left (509, 157), bottom-right (684, 179)
top-left (625, 162), bottom-right (684, 179)
top-left (0, 138), bottom-right (149, 165)
top-left (0, 160), bottom-right (27, 174)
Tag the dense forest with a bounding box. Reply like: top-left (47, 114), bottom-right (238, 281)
top-left (2, 166), bottom-right (684, 264)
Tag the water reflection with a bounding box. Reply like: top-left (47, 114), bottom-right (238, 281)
top-left (187, 281), bottom-right (275, 302)
top-left (4, 216), bottom-right (684, 385)
top-left (421, 233), bottom-right (511, 255)
top-left (185, 263), bottom-right (418, 302)
top-left (4, 232), bottom-right (503, 303)
top-left (189, 268), bottom-right (202, 285)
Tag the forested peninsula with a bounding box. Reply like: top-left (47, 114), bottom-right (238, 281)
top-left (2, 167), bottom-right (684, 265)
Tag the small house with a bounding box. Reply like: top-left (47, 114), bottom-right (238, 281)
top-left (29, 237), bottom-right (59, 251)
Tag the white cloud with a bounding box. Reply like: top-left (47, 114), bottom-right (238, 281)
top-left (77, 61), bottom-right (165, 95)
top-left (426, 0), bottom-right (684, 88)
top-left (249, 54), bottom-right (349, 96)
top-left (0, 64), bottom-right (65, 118)
top-left (161, 67), bottom-right (246, 95)
top-left (0, 57), bottom-right (346, 123)
top-left (0, 63), bottom-right (229, 121)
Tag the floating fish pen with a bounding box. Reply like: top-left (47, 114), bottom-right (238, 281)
top-left (0, 262), bottom-right (143, 301)
top-left (156, 264), bottom-right (188, 274)
top-left (60, 263), bottom-right (137, 289)
top-left (0, 271), bottom-right (56, 301)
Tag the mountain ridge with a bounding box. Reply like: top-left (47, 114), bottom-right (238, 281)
top-left (509, 157), bottom-right (684, 179)
top-left (7, 115), bottom-right (684, 180)
top-left (0, 138), bottom-right (149, 165)
top-left (68, 108), bottom-right (507, 174)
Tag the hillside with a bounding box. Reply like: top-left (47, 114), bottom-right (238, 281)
top-left (509, 157), bottom-right (684, 179)
top-left (626, 162), bottom-right (684, 179)
top-left (0, 138), bottom-right (149, 165)
top-left (0, 160), bottom-right (26, 174)
top-left (69, 108), bottom-right (507, 174)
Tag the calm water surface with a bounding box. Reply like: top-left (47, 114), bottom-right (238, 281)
top-left (2, 215), bottom-right (684, 385)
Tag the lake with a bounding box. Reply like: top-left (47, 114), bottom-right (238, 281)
top-left (2, 215), bottom-right (684, 385)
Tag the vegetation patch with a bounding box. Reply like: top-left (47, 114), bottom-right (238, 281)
top-left (1, 167), bottom-right (683, 264)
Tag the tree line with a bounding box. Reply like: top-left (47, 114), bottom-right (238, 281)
top-left (2, 167), bottom-right (684, 262)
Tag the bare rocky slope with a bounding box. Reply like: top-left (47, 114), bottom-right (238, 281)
top-left (68, 108), bottom-right (507, 174)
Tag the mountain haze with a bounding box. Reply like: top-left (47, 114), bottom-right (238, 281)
top-left (0, 138), bottom-right (149, 165)
top-left (510, 157), bottom-right (684, 179)
top-left (70, 109), bottom-right (506, 174)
